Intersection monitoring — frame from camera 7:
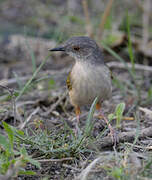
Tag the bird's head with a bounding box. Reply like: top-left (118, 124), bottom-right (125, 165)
top-left (49, 36), bottom-right (104, 64)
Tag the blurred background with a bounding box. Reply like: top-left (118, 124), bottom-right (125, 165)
top-left (0, 0), bottom-right (152, 105)
top-left (0, 0), bottom-right (152, 179)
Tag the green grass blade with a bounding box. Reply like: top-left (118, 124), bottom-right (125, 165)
top-left (0, 134), bottom-right (10, 151)
top-left (25, 39), bottom-right (36, 73)
top-left (126, 12), bottom-right (135, 72)
top-left (2, 121), bottom-right (14, 151)
top-left (16, 54), bottom-right (50, 101)
top-left (84, 97), bottom-right (98, 136)
top-left (13, 72), bottom-right (23, 90)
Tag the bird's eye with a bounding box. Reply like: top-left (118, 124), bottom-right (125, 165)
top-left (73, 46), bottom-right (80, 51)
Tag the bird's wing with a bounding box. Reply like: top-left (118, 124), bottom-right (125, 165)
top-left (105, 64), bottom-right (113, 80)
top-left (66, 72), bottom-right (72, 91)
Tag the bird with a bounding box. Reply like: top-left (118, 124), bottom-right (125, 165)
top-left (49, 36), bottom-right (115, 143)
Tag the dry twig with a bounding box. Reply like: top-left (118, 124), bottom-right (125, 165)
top-left (82, 0), bottom-right (93, 37)
top-left (42, 91), bottom-right (68, 116)
top-left (125, 142), bottom-right (152, 150)
top-left (37, 157), bottom-right (73, 162)
top-left (19, 107), bottom-right (40, 129)
top-left (0, 84), bottom-right (17, 125)
top-left (107, 62), bottom-right (152, 72)
top-left (142, 0), bottom-right (150, 51)
top-left (97, 126), bottom-right (152, 149)
top-left (62, 164), bottom-right (81, 172)
top-left (139, 107), bottom-right (152, 119)
top-left (98, 0), bottom-right (114, 40)
top-left (0, 76), bottom-right (31, 86)
top-left (134, 0), bottom-right (152, 20)
top-left (75, 157), bottom-right (101, 180)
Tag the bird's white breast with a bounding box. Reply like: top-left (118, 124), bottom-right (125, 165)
top-left (69, 61), bottom-right (112, 107)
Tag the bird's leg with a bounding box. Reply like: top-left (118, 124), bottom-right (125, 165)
top-left (96, 103), bottom-right (117, 145)
top-left (74, 106), bottom-right (81, 135)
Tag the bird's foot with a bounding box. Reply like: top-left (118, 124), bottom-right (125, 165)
top-left (74, 114), bottom-right (82, 137)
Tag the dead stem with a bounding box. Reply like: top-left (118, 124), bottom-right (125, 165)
top-left (0, 84), bottom-right (17, 125)
top-left (19, 107), bottom-right (40, 130)
top-left (37, 157), bottom-right (73, 162)
top-left (107, 62), bottom-right (152, 72)
top-left (82, 0), bottom-right (93, 37)
top-left (98, 0), bottom-right (114, 40)
top-left (97, 126), bottom-right (152, 149)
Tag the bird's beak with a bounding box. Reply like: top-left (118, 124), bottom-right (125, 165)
top-left (49, 46), bottom-right (65, 52)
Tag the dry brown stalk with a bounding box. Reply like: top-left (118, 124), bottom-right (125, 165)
top-left (107, 62), bottom-right (152, 72)
top-left (98, 0), bottom-right (114, 40)
top-left (82, 0), bottom-right (93, 37)
top-left (142, 0), bottom-right (150, 52)
top-left (97, 126), bottom-right (152, 149)
top-left (0, 84), bottom-right (17, 125)
top-left (37, 157), bottom-right (73, 162)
